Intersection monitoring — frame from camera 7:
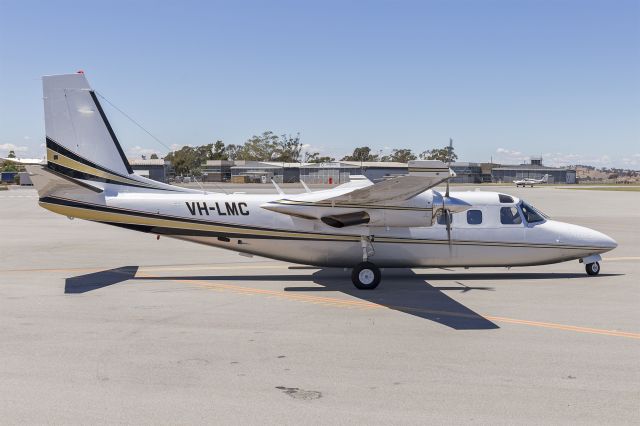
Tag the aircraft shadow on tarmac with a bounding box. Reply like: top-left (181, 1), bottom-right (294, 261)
top-left (298, 268), bottom-right (500, 330)
top-left (64, 267), bottom-right (620, 331)
top-left (64, 266), bottom-right (139, 294)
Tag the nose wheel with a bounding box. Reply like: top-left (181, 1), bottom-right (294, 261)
top-left (352, 262), bottom-right (381, 289)
top-left (585, 262), bottom-right (600, 276)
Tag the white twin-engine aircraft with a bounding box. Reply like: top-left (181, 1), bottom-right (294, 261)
top-left (27, 73), bottom-right (617, 289)
top-left (514, 174), bottom-right (549, 187)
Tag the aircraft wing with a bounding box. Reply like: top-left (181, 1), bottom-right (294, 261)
top-left (324, 160), bottom-right (453, 205)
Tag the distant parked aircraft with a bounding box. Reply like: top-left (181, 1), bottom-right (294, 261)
top-left (1, 157), bottom-right (44, 165)
top-left (514, 174), bottom-right (549, 187)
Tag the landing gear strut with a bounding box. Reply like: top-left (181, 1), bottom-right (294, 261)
top-left (585, 262), bottom-right (600, 276)
top-left (351, 235), bottom-right (381, 289)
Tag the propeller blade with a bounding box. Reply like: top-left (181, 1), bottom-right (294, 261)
top-left (446, 210), bottom-right (452, 249)
top-left (445, 138), bottom-right (453, 198)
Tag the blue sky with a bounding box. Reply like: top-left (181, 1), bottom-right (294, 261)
top-left (1, 0), bottom-right (638, 168)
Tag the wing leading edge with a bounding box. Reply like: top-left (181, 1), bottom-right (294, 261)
top-left (324, 160), bottom-right (453, 205)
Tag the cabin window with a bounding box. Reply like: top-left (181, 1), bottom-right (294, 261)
top-left (436, 210), bottom-right (452, 225)
top-left (500, 206), bottom-right (522, 225)
top-left (498, 194), bottom-right (514, 203)
top-left (466, 210), bottom-right (482, 225)
top-left (520, 201), bottom-right (545, 223)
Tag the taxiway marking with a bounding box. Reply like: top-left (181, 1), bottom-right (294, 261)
top-left (134, 273), bottom-right (640, 340)
top-left (5, 264), bottom-right (639, 339)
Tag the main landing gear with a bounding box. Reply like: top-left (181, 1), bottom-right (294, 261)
top-left (585, 262), bottom-right (600, 276)
top-left (351, 235), bottom-right (381, 289)
top-left (352, 262), bottom-right (381, 289)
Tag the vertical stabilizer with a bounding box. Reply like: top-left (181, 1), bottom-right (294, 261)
top-left (42, 73), bottom-right (196, 193)
top-left (44, 73), bottom-right (133, 176)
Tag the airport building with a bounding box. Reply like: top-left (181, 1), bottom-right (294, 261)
top-left (491, 158), bottom-right (576, 184)
top-left (201, 160), bottom-right (234, 182)
top-left (156, 156), bottom-right (577, 185)
top-left (129, 159), bottom-right (171, 183)
top-left (227, 161), bottom-right (409, 184)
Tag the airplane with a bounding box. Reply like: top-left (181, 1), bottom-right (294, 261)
top-left (26, 73), bottom-right (617, 289)
top-left (0, 157), bottom-right (45, 165)
top-left (513, 174), bottom-right (549, 187)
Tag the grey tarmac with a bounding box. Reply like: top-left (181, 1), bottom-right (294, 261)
top-left (0, 185), bottom-right (638, 425)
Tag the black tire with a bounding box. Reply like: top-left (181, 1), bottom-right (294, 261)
top-left (351, 262), bottom-right (381, 290)
top-left (585, 262), bottom-right (600, 276)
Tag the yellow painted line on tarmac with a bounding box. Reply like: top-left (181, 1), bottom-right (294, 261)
top-left (139, 274), bottom-right (640, 340)
top-left (482, 316), bottom-right (640, 339)
top-left (602, 256), bottom-right (640, 261)
top-left (3, 263), bottom-right (637, 339)
top-left (3, 263), bottom-right (295, 274)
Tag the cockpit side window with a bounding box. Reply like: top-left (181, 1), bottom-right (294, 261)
top-left (500, 206), bottom-right (522, 225)
top-left (520, 201), bottom-right (546, 223)
top-left (467, 209), bottom-right (482, 225)
top-left (498, 194), bottom-right (514, 203)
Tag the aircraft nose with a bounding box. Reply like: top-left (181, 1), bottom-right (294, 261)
top-left (586, 228), bottom-right (617, 251)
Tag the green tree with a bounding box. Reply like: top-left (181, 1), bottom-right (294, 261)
top-left (7, 150), bottom-right (16, 158)
top-left (273, 133), bottom-right (303, 162)
top-left (305, 152), bottom-right (335, 163)
top-left (2, 162), bottom-right (18, 172)
top-left (165, 145), bottom-right (209, 176)
top-left (234, 131), bottom-right (279, 161)
top-left (150, 153), bottom-right (159, 159)
top-left (341, 146), bottom-right (379, 162)
top-left (381, 148), bottom-right (416, 163)
top-left (210, 140), bottom-right (228, 160)
top-left (419, 145), bottom-right (457, 163)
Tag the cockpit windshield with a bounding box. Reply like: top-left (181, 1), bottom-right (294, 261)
top-left (519, 201), bottom-right (547, 223)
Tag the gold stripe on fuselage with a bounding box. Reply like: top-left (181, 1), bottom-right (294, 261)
top-left (39, 197), bottom-right (606, 251)
top-left (46, 148), bottom-right (157, 189)
top-left (39, 200), bottom-right (359, 242)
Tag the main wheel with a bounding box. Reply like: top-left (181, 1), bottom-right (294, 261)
top-left (351, 262), bottom-right (381, 289)
top-left (585, 262), bottom-right (600, 276)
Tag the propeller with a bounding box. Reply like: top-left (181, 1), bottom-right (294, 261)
top-left (445, 137), bottom-right (453, 198)
top-left (444, 138), bottom-right (453, 253)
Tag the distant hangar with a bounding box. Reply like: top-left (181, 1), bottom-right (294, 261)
top-left (128, 157), bottom-right (576, 185)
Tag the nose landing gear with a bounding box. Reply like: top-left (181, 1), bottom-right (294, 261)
top-left (585, 262), bottom-right (600, 276)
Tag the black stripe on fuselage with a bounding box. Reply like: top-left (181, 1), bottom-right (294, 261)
top-left (46, 162), bottom-right (156, 190)
top-left (39, 195), bottom-right (352, 238)
top-left (46, 137), bottom-right (182, 192)
top-left (46, 137), bottom-right (128, 178)
top-left (40, 195), bottom-right (609, 251)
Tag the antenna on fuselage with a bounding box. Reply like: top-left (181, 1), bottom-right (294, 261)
top-left (445, 138), bottom-right (453, 198)
top-left (271, 178), bottom-right (285, 195)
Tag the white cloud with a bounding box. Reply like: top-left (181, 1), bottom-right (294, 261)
top-left (493, 147), bottom-right (633, 168)
top-left (0, 143), bottom-right (29, 153)
top-left (127, 145), bottom-right (160, 158)
top-left (621, 153), bottom-right (640, 167)
top-left (301, 143), bottom-right (326, 154)
top-left (494, 147), bottom-right (528, 164)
